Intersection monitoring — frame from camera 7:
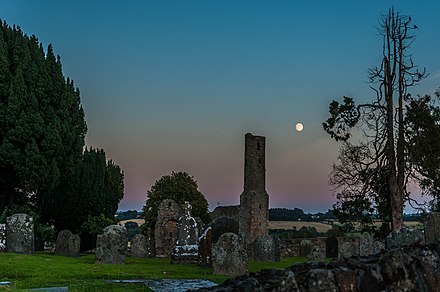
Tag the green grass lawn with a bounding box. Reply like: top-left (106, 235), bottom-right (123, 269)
top-left (0, 252), bottom-right (308, 291)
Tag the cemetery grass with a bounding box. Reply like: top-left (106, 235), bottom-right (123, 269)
top-left (0, 252), bottom-right (309, 291)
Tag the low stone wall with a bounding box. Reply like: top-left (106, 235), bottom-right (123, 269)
top-left (196, 243), bottom-right (440, 291)
top-left (280, 236), bottom-right (384, 259)
top-left (211, 205), bottom-right (240, 222)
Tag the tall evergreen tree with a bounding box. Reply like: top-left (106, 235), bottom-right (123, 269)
top-left (0, 22), bottom-right (87, 216)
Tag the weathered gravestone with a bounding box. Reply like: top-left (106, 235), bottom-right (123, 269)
top-left (198, 227), bottom-right (212, 267)
top-left (0, 224), bottom-right (6, 252)
top-left (337, 237), bottom-right (360, 259)
top-left (386, 226), bottom-right (424, 249)
top-left (171, 202), bottom-right (199, 264)
top-left (55, 230), bottom-right (80, 257)
top-left (212, 232), bottom-right (247, 276)
top-left (360, 233), bottom-right (385, 256)
top-left (6, 213), bottom-right (34, 254)
top-left (131, 234), bottom-right (149, 258)
top-left (253, 234), bottom-right (280, 262)
top-left (155, 199), bottom-right (181, 257)
top-left (425, 212), bottom-right (440, 244)
top-left (95, 225), bottom-right (127, 264)
top-left (300, 238), bottom-right (326, 260)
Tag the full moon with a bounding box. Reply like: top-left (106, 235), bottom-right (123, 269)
top-left (295, 122), bottom-right (304, 132)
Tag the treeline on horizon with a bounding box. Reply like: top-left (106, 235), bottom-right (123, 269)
top-left (116, 208), bottom-right (422, 222)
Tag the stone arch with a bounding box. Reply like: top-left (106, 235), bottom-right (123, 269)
top-left (211, 216), bottom-right (239, 243)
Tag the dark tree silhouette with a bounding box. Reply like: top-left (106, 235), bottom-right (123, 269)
top-left (142, 171), bottom-right (210, 229)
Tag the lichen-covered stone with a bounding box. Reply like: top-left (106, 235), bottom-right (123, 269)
top-left (95, 225), bottom-right (127, 264)
top-left (359, 233), bottom-right (385, 256)
top-left (300, 238), bottom-right (326, 260)
top-left (212, 232), bottom-right (247, 276)
top-left (307, 269), bottom-right (337, 292)
top-left (55, 230), bottom-right (80, 257)
top-left (0, 224), bottom-right (6, 252)
top-left (385, 226), bottom-right (424, 249)
top-left (199, 243), bottom-right (440, 292)
top-left (131, 234), bottom-right (149, 258)
top-left (6, 213), bottom-right (34, 254)
top-left (252, 234), bottom-right (280, 262)
top-left (337, 237), bottom-right (359, 259)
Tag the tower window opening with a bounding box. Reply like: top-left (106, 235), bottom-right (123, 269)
top-left (257, 142), bottom-right (261, 150)
top-left (259, 204), bottom-right (262, 209)
top-left (169, 232), bottom-right (172, 237)
top-left (168, 202), bottom-right (172, 207)
top-left (259, 157), bottom-right (261, 164)
top-left (259, 222), bottom-right (262, 227)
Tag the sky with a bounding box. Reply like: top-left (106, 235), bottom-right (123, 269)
top-left (1, 1), bottom-right (440, 213)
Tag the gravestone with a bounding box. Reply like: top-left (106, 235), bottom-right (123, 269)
top-left (95, 225), bottom-right (128, 264)
top-left (253, 234), bottom-right (280, 262)
top-left (6, 213), bottom-right (34, 254)
top-left (171, 202), bottom-right (199, 264)
top-left (300, 238), bottom-right (326, 260)
top-left (359, 233), bottom-right (385, 256)
top-left (338, 237), bottom-right (359, 258)
top-left (0, 224), bottom-right (6, 252)
top-left (386, 227), bottom-right (424, 249)
top-left (326, 236), bottom-right (338, 258)
top-left (212, 232), bottom-right (247, 276)
top-left (300, 239), bottom-right (312, 257)
top-left (198, 227), bottom-right (212, 267)
top-left (425, 212), bottom-right (440, 244)
top-left (55, 230), bottom-right (80, 257)
top-left (131, 234), bottom-right (148, 258)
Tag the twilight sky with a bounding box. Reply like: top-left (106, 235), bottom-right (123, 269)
top-left (2, 1), bottom-right (440, 212)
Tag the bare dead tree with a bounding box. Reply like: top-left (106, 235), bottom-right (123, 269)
top-left (323, 8), bottom-right (426, 232)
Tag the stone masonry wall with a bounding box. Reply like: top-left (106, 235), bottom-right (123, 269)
top-left (197, 243), bottom-right (440, 292)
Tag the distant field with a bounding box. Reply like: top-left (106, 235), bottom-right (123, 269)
top-left (118, 219), bottom-right (145, 226)
top-left (269, 221), bottom-right (333, 233)
top-left (118, 219), bottom-right (422, 233)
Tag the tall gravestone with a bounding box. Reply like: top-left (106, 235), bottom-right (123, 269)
top-left (55, 230), bottom-right (80, 257)
top-left (425, 212), bottom-right (440, 244)
top-left (95, 225), bottom-right (127, 264)
top-left (171, 202), bottom-right (199, 264)
top-left (0, 224), bottom-right (6, 252)
top-left (6, 213), bottom-right (34, 254)
top-left (212, 233), bottom-right (247, 276)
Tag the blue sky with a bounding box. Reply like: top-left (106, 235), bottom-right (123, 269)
top-left (2, 1), bottom-right (440, 212)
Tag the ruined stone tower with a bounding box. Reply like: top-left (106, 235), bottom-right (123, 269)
top-left (239, 133), bottom-right (269, 245)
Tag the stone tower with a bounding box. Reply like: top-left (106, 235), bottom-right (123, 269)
top-left (239, 133), bottom-right (269, 246)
